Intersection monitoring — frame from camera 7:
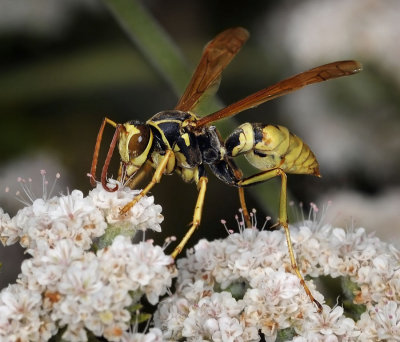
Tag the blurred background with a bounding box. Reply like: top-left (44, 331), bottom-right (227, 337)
top-left (1, 0), bottom-right (400, 288)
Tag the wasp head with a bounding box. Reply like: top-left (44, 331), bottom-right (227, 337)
top-left (119, 122), bottom-right (153, 176)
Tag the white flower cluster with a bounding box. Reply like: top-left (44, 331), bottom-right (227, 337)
top-left (1, 180), bottom-right (163, 251)
top-left (89, 179), bottom-right (163, 233)
top-left (0, 190), bottom-right (106, 251)
top-left (0, 181), bottom-right (174, 342)
top-left (154, 215), bottom-right (400, 341)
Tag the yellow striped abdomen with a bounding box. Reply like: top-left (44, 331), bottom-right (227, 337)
top-left (225, 122), bottom-right (320, 177)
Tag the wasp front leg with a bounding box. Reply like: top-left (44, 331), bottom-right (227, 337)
top-left (120, 150), bottom-right (173, 214)
top-left (120, 161), bottom-right (154, 189)
top-left (239, 168), bottom-right (323, 312)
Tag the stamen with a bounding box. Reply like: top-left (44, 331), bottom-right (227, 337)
top-left (48, 173), bottom-right (61, 199)
top-left (234, 213), bottom-right (245, 233)
top-left (309, 202), bottom-right (319, 222)
top-left (15, 190), bottom-right (31, 206)
top-left (17, 177), bottom-right (35, 203)
top-left (11, 171), bottom-right (61, 205)
top-left (299, 201), bottom-right (305, 222)
top-left (220, 219), bottom-right (234, 235)
top-left (163, 236), bottom-right (177, 250)
top-left (261, 216), bottom-right (271, 231)
top-left (251, 208), bottom-right (257, 228)
top-left (41, 170), bottom-right (47, 199)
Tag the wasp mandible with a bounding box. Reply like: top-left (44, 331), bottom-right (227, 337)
top-left (90, 27), bottom-right (362, 311)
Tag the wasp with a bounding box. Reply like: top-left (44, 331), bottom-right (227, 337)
top-left (90, 27), bottom-right (362, 311)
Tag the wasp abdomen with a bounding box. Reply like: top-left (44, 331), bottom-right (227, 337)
top-left (225, 122), bottom-right (320, 176)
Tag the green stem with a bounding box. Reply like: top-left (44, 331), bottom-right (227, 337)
top-left (102, 0), bottom-right (189, 96)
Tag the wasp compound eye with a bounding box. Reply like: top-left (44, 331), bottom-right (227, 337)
top-left (128, 124), bottom-right (151, 158)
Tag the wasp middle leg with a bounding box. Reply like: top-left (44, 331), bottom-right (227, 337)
top-left (171, 175), bottom-right (208, 259)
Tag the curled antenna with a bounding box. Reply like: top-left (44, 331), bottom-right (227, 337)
top-left (90, 117), bottom-right (118, 187)
top-left (101, 124), bottom-right (121, 192)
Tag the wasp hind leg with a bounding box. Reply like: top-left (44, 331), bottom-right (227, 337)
top-left (210, 158), bottom-right (251, 227)
top-left (238, 187), bottom-right (251, 227)
top-left (239, 168), bottom-right (323, 312)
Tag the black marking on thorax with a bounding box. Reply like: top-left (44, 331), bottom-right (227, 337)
top-left (149, 110), bottom-right (193, 123)
top-left (197, 126), bottom-right (223, 164)
top-left (251, 123), bottom-right (264, 145)
top-left (148, 110), bottom-right (195, 148)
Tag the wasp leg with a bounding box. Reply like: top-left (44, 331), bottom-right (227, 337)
top-left (171, 176), bottom-right (208, 259)
top-left (125, 161), bottom-right (153, 189)
top-left (239, 168), bottom-right (323, 312)
top-left (211, 157), bottom-right (251, 227)
top-left (238, 187), bottom-right (251, 227)
top-left (117, 163), bottom-right (123, 182)
top-left (120, 150), bottom-right (173, 214)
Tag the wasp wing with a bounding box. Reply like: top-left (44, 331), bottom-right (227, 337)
top-left (175, 27), bottom-right (249, 113)
top-left (195, 60), bottom-right (362, 127)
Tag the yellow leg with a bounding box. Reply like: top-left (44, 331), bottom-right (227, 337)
top-left (124, 161), bottom-right (153, 189)
top-left (120, 150), bottom-right (173, 214)
top-left (171, 176), bottom-right (208, 259)
top-left (240, 168), bottom-right (322, 312)
top-left (117, 163), bottom-right (123, 182)
top-left (238, 187), bottom-right (251, 227)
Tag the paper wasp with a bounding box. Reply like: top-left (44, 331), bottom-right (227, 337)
top-left (90, 27), bottom-right (362, 311)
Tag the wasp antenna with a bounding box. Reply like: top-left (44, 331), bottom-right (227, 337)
top-left (90, 118), bottom-right (107, 186)
top-left (101, 124), bottom-right (121, 192)
top-left (90, 117), bottom-right (119, 186)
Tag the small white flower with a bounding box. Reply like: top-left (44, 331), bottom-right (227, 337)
top-left (120, 328), bottom-right (164, 342)
top-left (181, 291), bottom-right (246, 341)
top-left (20, 238), bottom-right (85, 294)
top-left (0, 284), bottom-right (48, 341)
top-left (89, 181), bottom-right (163, 233)
top-left (60, 322), bottom-right (89, 342)
top-left (126, 239), bottom-right (175, 304)
top-left (57, 255), bottom-right (102, 301)
top-left (375, 301), bottom-right (400, 340)
top-left (212, 316), bottom-right (243, 342)
top-left (0, 208), bottom-right (19, 245)
top-left (298, 305), bottom-right (358, 338)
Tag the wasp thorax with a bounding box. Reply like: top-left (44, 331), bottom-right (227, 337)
top-left (119, 123), bottom-right (153, 175)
